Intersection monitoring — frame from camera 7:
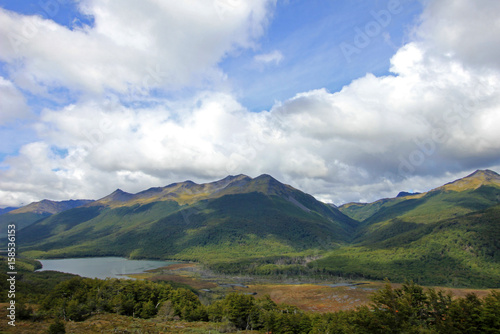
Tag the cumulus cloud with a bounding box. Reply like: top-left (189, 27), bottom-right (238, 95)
top-left (254, 50), bottom-right (284, 65)
top-left (415, 0), bottom-right (500, 71)
top-left (0, 0), bottom-right (274, 95)
top-left (1, 0), bottom-right (500, 207)
top-left (0, 76), bottom-right (30, 124)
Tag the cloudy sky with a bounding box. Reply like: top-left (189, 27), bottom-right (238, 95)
top-left (0, 0), bottom-right (499, 207)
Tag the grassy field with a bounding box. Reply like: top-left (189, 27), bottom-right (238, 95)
top-left (135, 262), bottom-right (499, 315)
top-left (0, 305), bottom-right (259, 334)
top-left (2, 260), bottom-right (498, 334)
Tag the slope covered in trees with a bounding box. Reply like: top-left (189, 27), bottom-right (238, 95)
top-left (4, 170), bottom-right (500, 288)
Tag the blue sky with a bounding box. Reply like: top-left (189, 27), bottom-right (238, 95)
top-left (221, 0), bottom-right (423, 111)
top-left (0, 0), bottom-right (499, 207)
top-left (0, 0), bottom-right (94, 29)
top-left (0, 0), bottom-right (423, 112)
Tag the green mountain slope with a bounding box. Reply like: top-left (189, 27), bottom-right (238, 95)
top-left (0, 199), bottom-right (93, 237)
top-left (12, 170), bottom-right (500, 288)
top-left (0, 207), bottom-right (17, 215)
top-left (18, 174), bottom-right (358, 263)
top-left (326, 170), bottom-right (500, 287)
top-left (340, 170), bottom-right (500, 244)
top-left (314, 203), bottom-right (500, 287)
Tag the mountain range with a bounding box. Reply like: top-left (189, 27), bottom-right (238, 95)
top-left (2, 170), bottom-right (499, 287)
top-left (0, 199), bottom-right (93, 237)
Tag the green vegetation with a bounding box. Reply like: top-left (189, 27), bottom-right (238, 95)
top-left (0, 212), bottom-right (51, 237)
top-left (47, 317), bottom-right (66, 334)
top-left (13, 269), bottom-right (500, 333)
top-left (17, 190), bottom-right (356, 262)
top-left (39, 277), bottom-right (206, 322)
top-left (314, 204), bottom-right (500, 287)
top-left (3, 170), bottom-right (499, 289)
top-left (0, 257), bottom-right (76, 305)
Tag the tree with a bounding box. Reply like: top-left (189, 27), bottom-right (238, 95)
top-left (448, 293), bottom-right (483, 334)
top-left (47, 317), bottom-right (65, 334)
top-left (481, 290), bottom-right (500, 333)
top-left (140, 300), bottom-right (157, 319)
top-left (223, 293), bottom-right (256, 330)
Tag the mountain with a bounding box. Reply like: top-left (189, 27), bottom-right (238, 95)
top-left (0, 199), bottom-right (93, 237)
top-left (317, 202), bottom-right (500, 287)
top-left (12, 170), bottom-right (500, 288)
top-left (438, 169), bottom-right (500, 191)
top-left (18, 174), bottom-right (358, 263)
top-left (329, 170), bottom-right (500, 287)
top-left (397, 191), bottom-right (420, 198)
top-left (10, 199), bottom-right (94, 215)
top-left (0, 207), bottom-right (18, 215)
top-left (340, 169), bottom-right (500, 243)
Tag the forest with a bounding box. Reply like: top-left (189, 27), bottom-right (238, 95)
top-left (7, 271), bottom-right (500, 334)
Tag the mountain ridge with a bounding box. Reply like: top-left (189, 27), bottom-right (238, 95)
top-left (10, 199), bottom-right (94, 215)
top-left (87, 174), bottom-right (311, 208)
top-left (0, 199), bottom-right (94, 237)
top-left (5, 170), bottom-right (500, 287)
top-left (0, 207), bottom-right (18, 215)
top-left (16, 173), bottom-right (358, 263)
top-left (437, 169), bottom-right (500, 192)
top-left (340, 169), bottom-right (500, 221)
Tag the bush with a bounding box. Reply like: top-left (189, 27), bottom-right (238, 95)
top-left (47, 317), bottom-right (65, 334)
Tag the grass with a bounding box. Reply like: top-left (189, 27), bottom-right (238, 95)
top-left (0, 306), bottom-right (259, 334)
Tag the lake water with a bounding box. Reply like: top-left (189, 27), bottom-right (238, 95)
top-left (37, 257), bottom-right (176, 279)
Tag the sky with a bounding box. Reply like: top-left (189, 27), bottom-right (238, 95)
top-left (0, 0), bottom-right (499, 207)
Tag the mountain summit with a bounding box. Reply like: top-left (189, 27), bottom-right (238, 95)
top-left (0, 199), bottom-right (94, 237)
top-left (18, 174), bottom-right (358, 261)
top-left (8, 170), bottom-right (500, 287)
top-left (90, 174), bottom-right (317, 208)
top-left (438, 169), bottom-right (500, 192)
top-left (10, 199), bottom-right (94, 215)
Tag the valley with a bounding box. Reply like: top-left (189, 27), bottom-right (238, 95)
top-left (1, 170), bottom-right (499, 289)
top-left (1, 170), bottom-right (499, 332)
top-left (1, 257), bottom-right (498, 334)
top-left (129, 261), bottom-right (498, 314)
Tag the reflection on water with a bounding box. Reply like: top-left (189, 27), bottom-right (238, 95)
top-left (37, 257), bottom-right (175, 279)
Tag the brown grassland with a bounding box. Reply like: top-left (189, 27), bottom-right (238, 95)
top-left (0, 306), bottom-right (258, 334)
top-left (2, 261), bottom-right (497, 334)
top-left (149, 263), bottom-right (497, 314)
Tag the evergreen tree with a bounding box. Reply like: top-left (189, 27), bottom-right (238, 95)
top-left (47, 317), bottom-right (65, 334)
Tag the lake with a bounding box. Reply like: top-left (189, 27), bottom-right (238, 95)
top-left (36, 257), bottom-right (176, 279)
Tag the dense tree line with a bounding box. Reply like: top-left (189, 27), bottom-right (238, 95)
top-left (19, 276), bottom-right (500, 333)
top-left (37, 277), bottom-right (206, 321)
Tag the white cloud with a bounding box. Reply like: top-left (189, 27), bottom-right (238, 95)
top-left (1, 0), bottom-right (500, 207)
top-left (254, 50), bottom-right (284, 65)
top-left (0, 0), bottom-right (275, 95)
top-left (0, 77), bottom-right (30, 124)
top-left (416, 0), bottom-right (500, 71)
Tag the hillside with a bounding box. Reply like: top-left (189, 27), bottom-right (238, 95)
top-left (18, 174), bottom-right (358, 263)
top-left (10, 199), bottom-right (94, 214)
top-left (341, 170), bottom-right (500, 222)
top-left (10, 170), bottom-right (500, 288)
top-left (330, 170), bottom-right (500, 287)
top-left (0, 199), bottom-right (93, 237)
top-left (340, 170), bottom-right (500, 244)
top-left (315, 203), bottom-right (500, 287)
top-left (0, 207), bottom-right (17, 215)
